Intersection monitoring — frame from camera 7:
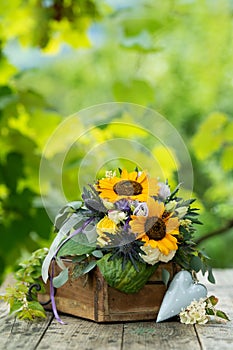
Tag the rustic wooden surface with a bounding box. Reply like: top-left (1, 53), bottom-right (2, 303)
top-left (0, 269), bottom-right (232, 350)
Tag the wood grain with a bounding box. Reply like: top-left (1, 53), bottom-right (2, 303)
top-left (196, 269), bottom-right (233, 349)
top-left (0, 313), bottom-right (53, 350)
top-left (0, 274), bottom-right (53, 350)
top-left (37, 316), bottom-right (123, 350)
top-left (0, 268), bottom-right (232, 350)
top-left (122, 322), bottom-right (201, 350)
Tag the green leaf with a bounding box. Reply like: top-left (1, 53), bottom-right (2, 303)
top-left (201, 262), bottom-right (207, 276)
top-left (28, 301), bottom-right (46, 313)
top-left (72, 255), bottom-right (87, 263)
top-left (91, 250), bottom-right (103, 258)
top-left (10, 300), bottom-right (23, 314)
top-left (57, 237), bottom-right (94, 257)
top-left (206, 308), bottom-right (215, 316)
top-left (53, 267), bottom-right (69, 288)
top-left (81, 260), bottom-right (97, 274)
top-left (208, 295), bottom-right (218, 306)
top-left (208, 268), bottom-right (216, 284)
top-left (72, 263), bottom-right (86, 279)
top-left (216, 310), bottom-right (230, 321)
top-left (162, 268), bottom-right (170, 287)
top-left (190, 256), bottom-right (202, 272)
top-left (54, 207), bottom-right (84, 232)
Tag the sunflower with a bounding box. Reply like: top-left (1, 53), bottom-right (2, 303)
top-left (130, 197), bottom-right (180, 256)
top-left (96, 169), bottom-right (158, 203)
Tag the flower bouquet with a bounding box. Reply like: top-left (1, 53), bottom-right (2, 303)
top-left (38, 168), bottom-right (215, 323)
top-left (1, 168), bottom-right (229, 324)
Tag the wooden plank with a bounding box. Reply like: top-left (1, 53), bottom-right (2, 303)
top-left (0, 268), bottom-right (231, 350)
top-left (36, 315), bottom-right (123, 350)
top-left (122, 321), bottom-right (201, 350)
top-left (196, 269), bottom-right (233, 349)
top-left (195, 323), bottom-right (233, 350)
top-left (0, 312), bottom-right (53, 350)
top-left (0, 274), bottom-right (53, 350)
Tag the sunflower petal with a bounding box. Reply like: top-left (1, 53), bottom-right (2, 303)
top-left (130, 216), bottom-right (147, 235)
top-left (148, 178), bottom-right (159, 196)
top-left (137, 171), bottom-right (147, 183)
top-left (166, 217), bottom-right (180, 234)
top-left (156, 240), bottom-right (170, 255)
top-left (121, 169), bottom-right (129, 179)
top-left (162, 236), bottom-right (178, 251)
top-left (148, 239), bottom-right (159, 249)
top-left (147, 198), bottom-right (164, 217)
top-left (128, 171), bottom-right (138, 181)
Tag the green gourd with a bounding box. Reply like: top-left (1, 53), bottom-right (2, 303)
top-left (97, 253), bottom-right (158, 293)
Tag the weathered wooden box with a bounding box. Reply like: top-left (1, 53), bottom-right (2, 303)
top-left (39, 260), bottom-right (179, 322)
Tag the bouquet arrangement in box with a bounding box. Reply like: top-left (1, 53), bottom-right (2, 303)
top-left (42, 168), bottom-right (212, 288)
top-left (1, 168), bottom-right (229, 324)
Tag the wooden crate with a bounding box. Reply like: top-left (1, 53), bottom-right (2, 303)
top-left (38, 260), bottom-right (180, 322)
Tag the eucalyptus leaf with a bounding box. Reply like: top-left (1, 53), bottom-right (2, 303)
top-left (201, 262), bottom-right (207, 276)
top-left (208, 268), bottom-right (215, 284)
top-left (190, 256), bottom-right (202, 272)
top-left (72, 263), bottom-right (86, 279)
top-left (53, 267), bottom-right (69, 288)
top-left (72, 255), bottom-right (87, 263)
top-left (91, 250), bottom-right (103, 258)
top-left (56, 257), bottom-right (67, 270)
top-left (67, 201), bottom-right (83, 210)
top-left (81, 260), bottom-right (97, 274)
top-left (72, 232), bottom-right (96, 247)
top-left (162, 268), bottom-right (170, 287)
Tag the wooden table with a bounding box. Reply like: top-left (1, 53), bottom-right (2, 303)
top-left (0, 269), bottom-right (232, 350)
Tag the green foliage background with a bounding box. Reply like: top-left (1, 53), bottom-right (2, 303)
top-left (0, 0), bottom-right (233, 284)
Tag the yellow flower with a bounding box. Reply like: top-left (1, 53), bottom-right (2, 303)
top-left (130, 197), bottom-right (180, 255)
top-left (96, 169), bottom-right (158, 203)
top-left (96, 216), bottom-right (117, 246)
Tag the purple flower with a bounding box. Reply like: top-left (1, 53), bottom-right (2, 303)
top-left (115, 199), bottom-right (131, 211)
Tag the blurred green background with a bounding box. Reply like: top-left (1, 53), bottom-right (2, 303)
top-left (0, 0), bottom-right (233, 284)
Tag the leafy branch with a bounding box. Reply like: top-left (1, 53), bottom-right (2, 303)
top-left (0, 248), bottom-right (48, 321)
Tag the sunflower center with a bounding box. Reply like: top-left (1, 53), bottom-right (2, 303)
top-left (113, 180), bottom-right (143, 196)
top-left (145, 217), bottom-right (166, 241)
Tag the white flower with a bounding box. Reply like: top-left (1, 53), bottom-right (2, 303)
top-left (165, 200), bottom-right (177, 212)
top-left (140, 245), bottom-right (176, 265)
top-left (133, 202), bottom-right (148, 216)
top-left (158, 182), bottom-right (171, 199)
top-left (175, 206), bottom-right (188, 218)
top-left (179, 298), bottom-right (209, 325)
top-left (108, 210), bottom-right (128, 224)
top-left (102, 199), bottom-right (115, 210)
